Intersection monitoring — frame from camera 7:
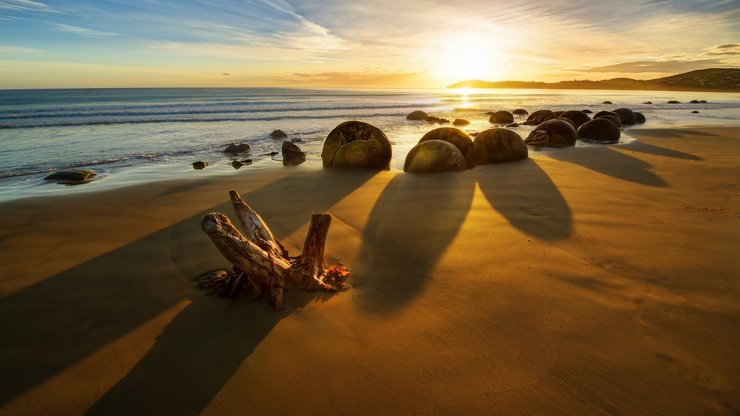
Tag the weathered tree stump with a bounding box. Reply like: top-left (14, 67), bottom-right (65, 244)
top-left (198, 190), bottom-right (350, 310)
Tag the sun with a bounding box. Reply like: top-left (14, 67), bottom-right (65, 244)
top-left (431, 34), bottom-right (505, 85)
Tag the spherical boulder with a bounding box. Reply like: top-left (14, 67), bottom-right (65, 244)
top-left (525, 119), bottom-right (578, 147)
top-left (577, 119), bottom-right (621, 143)
top-left (613, 108), bottom-right (637, 125)
top-left (419, 127), bottom-right (473, 156)
top-left (321, 121), bottom-right (392, 168)
top-left (594, 111), bottom-right (623, 127)
top-left (512, 108), bottom-right (528, 116)
top-left (404, 140), bottom-right (467, 173)
top-left (523, 110), bottom-right (555, 125)
top-left (192, 161), bottom-right (208, 170)
top-left (44, 169), bottom-right (96, 184)
top-left (634, 112), bottom-right (646, 124)
top-left (453, 118), bottom-right (470, 126)
top-left (406, 110), bottom-right (429, 120)
top-left (558, 110), bottom-right (591, 129)
top-left (489, 111), bottom-right (514, 124)
top-left (465, 128), bottom-right (528, 165)
top-left (602, 101), bottom-right (612, 104)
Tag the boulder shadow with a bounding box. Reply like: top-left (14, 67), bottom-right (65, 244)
top-left (354, 172), bottom-right (475, 313)
top-left (475, 159), bottom-right (572, 241)
top-left (548, 146), bottom-right (669, 188)
top-left (0, 168), bottom-right (376, 414)
top-left (628, 128), bottom-right (718, 139)
top-left (621, 141), bottom-right (703, 161)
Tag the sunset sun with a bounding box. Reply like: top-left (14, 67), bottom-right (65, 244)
top-left (433, 34), bottom-right (506, 85)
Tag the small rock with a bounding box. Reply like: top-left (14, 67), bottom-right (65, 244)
top-left (506, 123), bottom-right (519, 128)
top-left (582, 109), bottom-right (593, 114)
top-left (271, 130), bottom-right (288, 139)
top-left (699, 100), bottom-right (707, 103)
top-left (282, 141), bottom-right (306, 166)
top-left (223, 142), bottom-right (250, 154)
top-left (44, 169), bottom-right (96, 185)
top-left (689, 100), bottom-right (699, 104)
top-left (438, 118), bottom-right (450, 124)
top-left (291, 137), bottom-right (302, 142)
top-left (453, 118), bottom-right (470, 126)
top-left (667, 100), bottom-right (680, 104)
top-left (406, 110), bottom-right (429, 121)
top-left (643, 101), bottom-right (653, 104)
top-left (602, 101), bottom-right (612, 104)
top-left (262, 151), bottom-right (279, 156)
top-left (232, 159), bottom-right (253, 169)
top-left (691, 110), bottom-right (700, 114)
top-left (193, 161), bottom-right (208, 170)
top-left (512, 108), bottom-right (529, 116)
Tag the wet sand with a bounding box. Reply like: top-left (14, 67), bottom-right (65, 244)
top-left (0, 127), bottom-right (738, 415)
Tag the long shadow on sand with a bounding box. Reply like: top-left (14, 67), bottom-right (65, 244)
top-left (354, 159), bottom-right (572, 313)
top-left (620, 141), bottom-right (703, 161)
top-left (547, 145), bottom-right (669, 188)
top-left (0, 169), bottom-right (375, 415)
top-left (476, 159), bottom-right (572, 241)
top-left (353, 172), bottom-right (475, 313)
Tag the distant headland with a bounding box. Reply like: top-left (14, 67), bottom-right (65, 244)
top-left (448, 68), bottom-right (740, 92)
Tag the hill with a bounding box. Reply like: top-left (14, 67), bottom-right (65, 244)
top-left (448, 68), bottom-right (740, 92)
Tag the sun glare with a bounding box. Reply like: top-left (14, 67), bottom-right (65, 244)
top-left (432, 34), bottom-right (505, 85)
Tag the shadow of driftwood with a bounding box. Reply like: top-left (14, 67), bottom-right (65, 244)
top-left (355, 172), bottom-right (475, 313)
top-left (621, 141), bottom-right (703, 161)
top-left (476, 159), bottom-right (572, 241)
top-left (0, 169), bottom-right (375, 414)
top-left (548, 146), bottom-right (669, 188)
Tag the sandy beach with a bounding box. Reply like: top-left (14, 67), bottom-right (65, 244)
top-left (0, 126), bottom-right (738, 415)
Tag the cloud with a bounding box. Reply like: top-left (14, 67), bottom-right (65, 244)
top-left (221, 72), bottom-right (231, 76)
top-left (582, 59), bottom-right (728, 73)
top-left (0, 0), bottom-right (48, 11)
top-left (0, 43), bottom-right (42, 53)
top-left (715, 43), bottom-right (740, 49)
top-left (705, 43), bottom-right (740, 56)
top-left (273, 69), bottom-right (425, 86)
top-left (52, 23), bottom-right (119, 38)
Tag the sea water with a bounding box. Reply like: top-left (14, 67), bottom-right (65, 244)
top-left (1, 87), bottom-right (738, 202)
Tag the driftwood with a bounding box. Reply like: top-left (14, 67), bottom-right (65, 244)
top-left (198, 190), bottom-right (350, 310)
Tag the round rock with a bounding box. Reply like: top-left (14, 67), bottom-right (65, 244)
top-left (419, 127), bottom-right (473, 156)
top-left (452, 118), bottom-right (470, 126)
top-left (523, 110), bottom-right (555, 125)
top-left (613, 108), bottom-right (637, 125)
top-left (559, 110), bottom-right (591, 129)
top-left (634, 112), bottom-right (646, 124)
top-left (321, 121), bottom-right (392, 168)
top-left (406, 110), bottom-right (429, 121)
top-left (465, 128), bottom-right (528, 165)
top-left (577, 119), bottom-right (621, 143)
top-left (525, 119), bottom-right (578, 147)
top-left (404, 140), bottom-right (467, 173)
top-left (44, 169), bottom-right (96, 184)
top-left (512, 108), bottom-right (528, 116)
top-left (489, 111), bottom-right (514, 124)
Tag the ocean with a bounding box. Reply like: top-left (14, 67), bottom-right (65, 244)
top-left (1, 87), bottom-right (738, 202)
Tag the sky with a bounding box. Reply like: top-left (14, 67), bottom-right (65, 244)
top-left (0, 0), bottom-right (738, 88)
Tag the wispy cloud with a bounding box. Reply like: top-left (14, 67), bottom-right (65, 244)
top-left (0, 43), bottom-right (42, 53)
top-left (52, 23), bottom-right (119, 38)
top-left (0, 0), bottom-right (49, 11)
top-left (274, 69), bottom-right (425, 86)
